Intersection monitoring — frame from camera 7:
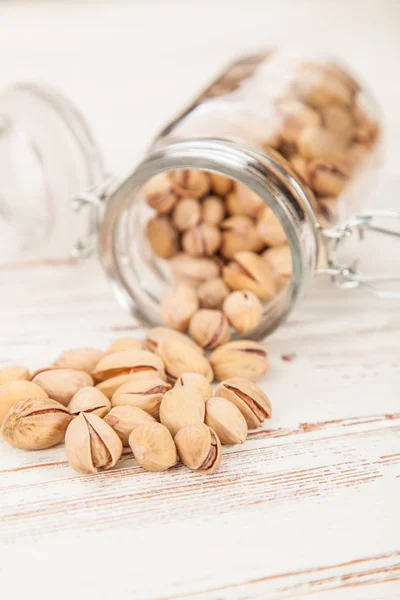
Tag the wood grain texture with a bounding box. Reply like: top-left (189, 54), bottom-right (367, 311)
top-left (0, 1), bottom-right (400, 599)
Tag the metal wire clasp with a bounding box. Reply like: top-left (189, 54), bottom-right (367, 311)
top-left (317, 210), bottom-right (400, 300)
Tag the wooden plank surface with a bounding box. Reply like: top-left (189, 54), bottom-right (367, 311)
top-left (0, 1), bottom-right (400, 599)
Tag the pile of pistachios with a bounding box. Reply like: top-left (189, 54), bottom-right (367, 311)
top-left (0, 328), bottom-right (271, 475)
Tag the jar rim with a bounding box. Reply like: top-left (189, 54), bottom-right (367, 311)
top-left (98, 138), bottom-right (320, 337)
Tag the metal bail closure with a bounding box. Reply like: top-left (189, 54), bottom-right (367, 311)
top-left (317, 210), bottom-right (400, 300)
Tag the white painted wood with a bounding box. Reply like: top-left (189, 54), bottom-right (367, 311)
top-left (0, 1), bottom-right (399, 599)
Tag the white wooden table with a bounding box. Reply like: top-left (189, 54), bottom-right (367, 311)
top-left (0, 2), bottom-right (399, 599)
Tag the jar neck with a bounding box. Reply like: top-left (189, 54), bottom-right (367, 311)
top-left (98, 138), bottom-right (320, 336)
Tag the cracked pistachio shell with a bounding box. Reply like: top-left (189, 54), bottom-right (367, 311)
top-left (52, 347), bottom-right (105, 374)
top-left (65, 412), bottom-right (123, 474)
top-left (210, 173), bottom-right (233, 196)
top-left (0, 380), bottom-right (48, 423)
top-left (1, 397), bottom-right (72, 450)
top-left (129, 422), bottom-right (177, 472)
top-left (223, 251), bottom-right (276, 301)
top-left (107, 337), bottom-right (143, 354)
top-left (223, 290), bottom-right (262, 334)
top-left (307, 160), bottom-right (348, 197)
top-left (104, 405), bottom-right (156, 446)
top-left (31, 369), bottom-right (94, 407)
top-left (144, 326), bottom-right (203, 354)
top-left (170, 169), bottom-right (211, 199)
top-left (144, 173), bottom-right (177, 213)
top-left (146, 215), bottom-right (179, 259)
top-left (182, 223), bottom-right (222, 257)
top-left (263, 245), bottom-right (292, 288)
top-left (0, 365), bottom-right (30, 385)
top-left (111, 377), bottom-right (171, 419)
top-left (197, 278), bottom-right (230, 310)
top-left (68, 387), bottom-right (111, 418)
top-left (172, 197), bottom-right (201, 231)
top-left (96, 370), bottom-right (165, 400)
top-left (92, 350), bottom-right (164, 382)
top-left (216, 377), bottom-right (272, 429)
top-left (205, 396), bottom-right (247, 445)
top-left (201, 196), bottom-right (225, 226)
top-left (257, 207), bottom-right (287, 247)
top-left (189, 309), bottom-right (231, 350)
top-left (175, 424), bottom-right (222, 473)
top-left (174, 373), bottom-right (212, 401)
top-left (209, 340), bottom-right (269, 382)
top-left (156, 340), bottom-right (213, 383)
top-left (160, 387), bottom-right (205, 437)
top-left (161, 284), bottom-right (199, 332)
top-left (221, 215), bottom-right (265, 259)
top-left (169, 254), bottom-right (220, 288)
top-left (227, 184), bottom-right (263, 218)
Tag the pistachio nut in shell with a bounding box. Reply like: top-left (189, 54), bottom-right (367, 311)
top-left (197, 278), bottom-right (230, 310)
top-left (216, 377), bottom-right (272, 429)
top-left (111, 377), bottom-right (171, 419)
top-left (156, 340), bottom-right (213, 383)
top-left (210, 173), bottom-right (233, 196)
top-left (159, 387), bottom-right (205, 437)
top-left (146, 215), bottom-right (179, 259)
top-left (209, 340), bottom-right (269, 382)
top-left (32, 369), bottom-right (94, 407)
top-left (223, 251), bottom-right (276, 301)
top-left (228, 184), bottom-right (263, 218)
top-left (144, 326), bottom-right (203, 355)
top-left (221, 215), bottom-right (265, 259)
top-left (104, 405), bottom-right (156, 446)
top-left (297, 127), bottom-right (348, 162)
top-left (205, 396), bottom-right (247, 445)
top-left (0, 365), bottom-right (30, 385)
top-left (278, 99), bottom-right (321, 144)
top-left (174, 373), bottom-right (212, 401)
top-left (65, 412), bottom-right (123, 474)
top-left (129, 422), bottom-right (177, 472)
top-left (256, 206), bottom-right (287, 247)
top-left (170, 169), bottom-right (211, 199)
top-left (263, 244), bottom-right (292, 288)
top-left (168, 254), bottom-right (220, 288)
top-left (52, 347), bottom-right (105, 374)
top-left (0, 380), bottom-right (48, 424)
top-left (68, 387), bottom-right (111, 418)
top-left (307, 160), bottom-right (348, 197)
top-left (144, 172), bottom-right (177, 213)
top-left (175, 424), bottom-right (222, 473)
top-left (201, 196), bottom-right (225, 226)
top-left (96, 370), bottom-right (165, 400)
top-left (172, 197), bottom-right (201, 231)
top-left (92, 349), bottom-right (164, 382)
top-left (107, 337), bottom-right (143, 354)
top-left (161, 283), bottom-right (199, 332)
top-left (1, 397), bottom-right (72, 450)
top-left (189, 309), bottom-right (231, 350)
top-left (182, 223), bottom-right (221, 257)
top-left (223, 290), bottom-right (262, 334)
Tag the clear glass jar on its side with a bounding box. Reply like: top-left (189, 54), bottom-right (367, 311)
top-left (95, 48), bottom-right (394, 340)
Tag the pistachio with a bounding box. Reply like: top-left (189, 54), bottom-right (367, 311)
top-left (159, 387), bottom-right (205, 437)
top-left (172, 197), bottom-right (201, 231)
top-left (175, 424), bottom-right (222, 473)
top-left (144, 326), bottom-right (203, 355)
top-left (92, 350), bottom-right (164, 382)
top-left (347, 143), bottom-right (369, 170)
top-left (308, 160), bottom-right (348, 196)
top-left (298, 127), bottom-right (348, 162)
top-left (107, 337), bottom-right (143, 354)
top-left (197, 278), bottom-right (230, 310)
top-left (52, 347), bottom-right (104, 374)
top-left (205, 395), bottom-right (248, 444)
top-left (0, 380), bottom-right (48, 424)
top-left (263, 245), bottom-right (292, 287)
top-left (170, 169), bottom-right (211, 199)
top-left (161, 283), bottom-right (199, 332)
top-left (174, 373), bottom-right (212, 401)
top-left (104, 405), bottom-right (156, 446)
top-left (146, 215), bottom-right (179, 259)
top-left (189, 309), bottom-right (231, 349)
top-left (223, 290), bottom-right (262, 334)
top-left (31, 369), bottom-right (94, 406)
top-left (201, 196), bottom-right (225, 225)
top-left (169, 254), bottom-right (220, 288)
top-left (216, 377), bottom-right (272, 428)
top-left (223, 251), bottom-right (276, 301)
top-left (65, 412), bottom-right (123, 474)
top-left (209, 340), bottom-right (269, 382)
top-left (227, 184), bottom-right (263, 218)
top-left (129, 422), bottom-right (177, 472)
top-left (278, 99), bottom-right (321, 144)
top-left (221, 215), bottom-right (265, 259)
top-left (295, 64), bottom-right (354, 108)
top-left (289, 154), bottom-right (310, 184)
top-left (68, 387), bottom-right (111, 418)
top-left (353, 106), bottom-right (379, 146)
top-left (182, 223), bottom-right (221, 257)
top-left (144, 172), bottom-right (177, 213)
top-left (320, 104), bottom-right (355, 140)
top-left (96, 370), bottom-right (165, 400)
top-left (257, 206), bottom-right (287, 247)
top-left (1, 397), bottom-right (72, 450)
top-left (111, 377), bottom-right (171, 419)
top-left (0, 365), bottom-right (30, 385)
top-left (156, 340), bottom-right (213, 382)
top-left (210, 173), bottom-right (233, 196)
